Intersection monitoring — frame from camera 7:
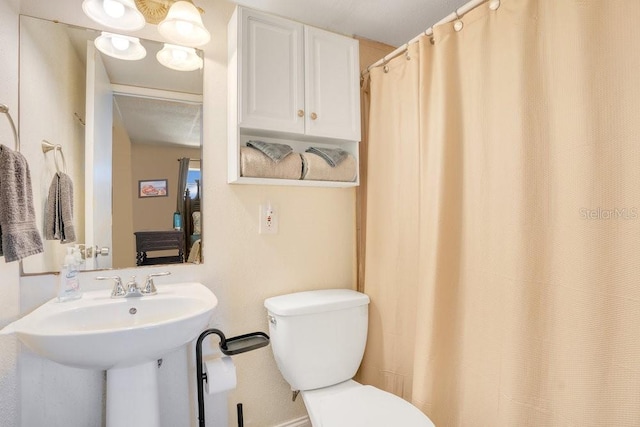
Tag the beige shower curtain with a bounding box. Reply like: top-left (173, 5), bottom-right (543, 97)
top-left (359, 0), bottom-right (640, 425)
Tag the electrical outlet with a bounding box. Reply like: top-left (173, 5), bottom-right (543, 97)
top-left (259, 204), bottom-right (278, 234)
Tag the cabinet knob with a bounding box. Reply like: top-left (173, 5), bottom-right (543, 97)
top-left (297, 109), bottom-right (304, 117)
top-left (310, 112), bottom-right (318, 120)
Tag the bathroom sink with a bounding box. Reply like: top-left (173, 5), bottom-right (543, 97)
top-left (0, 281), bottom-right (217, 370)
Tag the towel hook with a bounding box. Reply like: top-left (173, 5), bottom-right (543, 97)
top-left (42, 140), bottom-right (67, 174)
top-left (0, 104), bottom-right (20, 152)
top-left (55, 145), bottom-right (67, 174)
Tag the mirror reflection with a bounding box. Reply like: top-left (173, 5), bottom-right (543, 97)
top-left (19, 15), bottom-right (204, 275)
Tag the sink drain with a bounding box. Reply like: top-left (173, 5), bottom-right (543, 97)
top-left (129, 307), bottom-right (137, 315)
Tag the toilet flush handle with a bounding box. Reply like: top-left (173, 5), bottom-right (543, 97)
top-left (268, 315), bottom-right (277, 325)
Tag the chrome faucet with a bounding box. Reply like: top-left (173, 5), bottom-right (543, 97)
top-left (125, 276), bottom-right (144, 297)
top-left (96, 272), bottom-right (170, 298)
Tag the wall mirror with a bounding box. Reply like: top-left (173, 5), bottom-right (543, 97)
top-left (19, 15), bottom-right (204, 275)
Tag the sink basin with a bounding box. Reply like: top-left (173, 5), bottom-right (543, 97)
top-left (1, 281), bottom-right (217, 370)
top-left (2, 281), bottom-right (217, 426)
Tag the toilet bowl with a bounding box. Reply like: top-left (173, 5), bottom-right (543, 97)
top-left (302, 380), bottom-right (434, 427)
top-left (264, 289), bottom-right (435, 427)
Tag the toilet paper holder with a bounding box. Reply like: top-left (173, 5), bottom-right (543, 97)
top-left (195, 328), bottom-right (270, 427)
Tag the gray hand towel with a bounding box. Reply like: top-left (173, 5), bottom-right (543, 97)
top-left (305, 146), bottom-right (349, 167)
top-left (58, 172), bottom-right (75, 243)
top-left (0, 145), bottom-right (44, 262)
top-left (45, 172), bottom-right (75, 243)
top-left (246, 140), bottom-right (293, 163)
top-left (44, 174), bottom-right (58, 240)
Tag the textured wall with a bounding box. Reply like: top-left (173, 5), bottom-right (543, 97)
top-left (0, 0), bottom-right (21, 425)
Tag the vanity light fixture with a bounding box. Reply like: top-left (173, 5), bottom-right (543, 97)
top-left (82, 0), bottom-right (210, 47)
top-left (156, 43), bottom-right (203, 71)
top-left (157, 1), bottom-right (211, 47)
top-left (82, 0), bottom-right (146, 31)
top-left (94, 32), bottom-right (147, 60)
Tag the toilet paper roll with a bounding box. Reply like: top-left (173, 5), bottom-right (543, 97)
top-left (204, 356), bottom-right (237, 394)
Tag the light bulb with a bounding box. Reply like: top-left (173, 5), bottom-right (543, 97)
top-left (111, 36), bottom-right (130, 51)
top-left (171, 48), bottom-right (188, 61)
top-left (156, 43), bottom-right (202, 71)
top-left (176, 20), bottom-right (194, 36)
top-left (103, 0), bottom-right (125, 18)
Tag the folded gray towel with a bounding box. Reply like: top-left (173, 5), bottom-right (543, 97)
top-left (305, 146), bottom-right (349, 167)
top-left (246, 140), bottom-right (293, 163)
top-left (0, 144), bottom-right (44, 262)
top-left (45, 172), bottom-right (76, 243)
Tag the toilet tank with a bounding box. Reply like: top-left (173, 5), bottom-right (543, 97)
top-left (264, 289), bottom-right (370, 391)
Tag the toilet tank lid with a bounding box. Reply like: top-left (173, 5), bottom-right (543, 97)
top-left (264, 289), bottom-right (370, 316)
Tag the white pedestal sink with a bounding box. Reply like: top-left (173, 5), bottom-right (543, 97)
top-left (1, 281), bottom-right (217, 427)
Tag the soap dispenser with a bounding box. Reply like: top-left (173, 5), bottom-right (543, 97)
top-left (58, 247), bottom-right (81, 301)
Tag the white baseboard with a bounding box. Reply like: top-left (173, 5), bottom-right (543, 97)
top-left (272, 415), bottom-right (311, 427)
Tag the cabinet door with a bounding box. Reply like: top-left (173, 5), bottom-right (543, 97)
top-left (239, 9), bottom-right (304, 134)
top-left (304, 26), bottom-right (360, 141)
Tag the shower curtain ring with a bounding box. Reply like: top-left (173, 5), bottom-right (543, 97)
top-left (454, 9), bottom-right (464, 32)
top-left (405, 44), bottom-right (411, 60)
top-left (382, 58), bottom-right (389, 73)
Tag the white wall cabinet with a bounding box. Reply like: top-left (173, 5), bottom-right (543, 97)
top-left (304, 26), bottom-right (360, 141)
top-left (237, 9), bottom-right (305, 135)
top-left (228, 6), bottom-right (360, 187)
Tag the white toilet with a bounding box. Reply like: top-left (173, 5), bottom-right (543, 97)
top-left (264, 289), bottom-right (435, 427)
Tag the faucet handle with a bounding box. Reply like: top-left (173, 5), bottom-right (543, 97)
top-left (142, 271), bottom-right (171, 295)
top-left (96, 276), bottom-right (125, 298)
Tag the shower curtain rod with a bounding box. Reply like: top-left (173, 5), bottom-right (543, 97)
top-left (362, 0), bottom-right (496, 77)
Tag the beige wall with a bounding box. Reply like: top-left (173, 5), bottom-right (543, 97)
top-left (358, 36), bottom-right (396, 72)
top-left (131, 143), bottom-right (200, 233)
top-left (7, 1), bottom-right (357, 426)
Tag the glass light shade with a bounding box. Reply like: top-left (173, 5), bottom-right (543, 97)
top-left (156, 44), bottom-right (203, 71)
top-left (158, 1), bottom-right (211, 47)
top-left (94, 32), bottom-right (147, 60)
top-left (82, 0), bottom-right (146, 31)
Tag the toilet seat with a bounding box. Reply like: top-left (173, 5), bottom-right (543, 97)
top-left (302, 381), bottom-right (435, 427)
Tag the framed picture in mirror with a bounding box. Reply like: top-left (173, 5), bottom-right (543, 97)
top-left (139, 179), bottom-right (168, 198)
